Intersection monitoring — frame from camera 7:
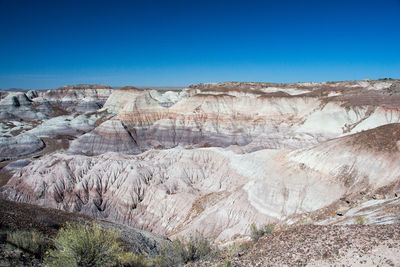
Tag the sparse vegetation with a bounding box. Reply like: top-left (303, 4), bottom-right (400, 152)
top-left (296, 217), bottom-right (314, 225)
top-left (216, 260), bottom-right (233, 267)
top-left (354, 215), bottom-right (369, 225)
top-left (130, 254), bottom-right (153, 267)
top-left (157, 231), bottom-right (213, 266)
top-left (7, 230), bottom-right (50, 258)
top-left (219, 241), bottom-right (251, 266)
top-left (250, 223), bottom-right (276, 242)
top-left (44, 222), bottom-right (134, 266)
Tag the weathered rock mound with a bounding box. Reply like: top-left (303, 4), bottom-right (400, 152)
top-left (0, 134), bottom-right (44, 161)
top-left (68, 120), bottom-right (141, 155)
top-left (42, 84), bottom-right (114, 113)
top-left (0, 92), bottom-right (48, 120)
top-left (0, 85), bottom-right (115, 158)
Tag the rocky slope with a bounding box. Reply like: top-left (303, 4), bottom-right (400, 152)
top-left (187, 224), bottom-right (400, 266)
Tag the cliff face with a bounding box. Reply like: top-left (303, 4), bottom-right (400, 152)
top-left (1, 80), bottom-right (400, 243)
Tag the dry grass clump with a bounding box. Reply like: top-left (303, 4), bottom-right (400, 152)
top-left (354, 216), bottom-right (369, 225)
top-left (250, 223), bottom-right (276, 242)
top-left (7, 230), bottom-right (50, 258)
top-left (156, 231), bottom-right (213, 266)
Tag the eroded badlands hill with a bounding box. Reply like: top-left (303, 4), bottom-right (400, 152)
top-left (1, 79), bottom-right (400, 245)
top-left (68, 79), bottom-right (400, 155)
top-left (0, 84), bottom-right (115, 161)
top-left (2, 123), bottom-right (400, 242)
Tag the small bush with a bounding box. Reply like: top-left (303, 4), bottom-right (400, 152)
top-left (158, 231), bottom-right (212, 266)
top-left (130, 253), bottom-right (152, 267)
top-left (250, 223), bottom-right (276, 242)
top-left (45, 222), bottom-right (133, 266)
top-left (158, 238), bottom-right (187, 266)
top-left (185, 231), bottom-right (212, 262)
top-left (354, 216), bottom-right (369, 225)
top-left (216, 260), bottom-right (233, 267)
top-left (220, 241), bottom-right (250, 265)
top-left (7, 230), bottom-right (50, 258)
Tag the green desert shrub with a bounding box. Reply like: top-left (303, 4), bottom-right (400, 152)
top-left (45, 222), bottom-right (133, 266)
top-left (157, 231), bottom-right (213, 266)
top-left (185, 231), bottom-right (213, 262)
top-left (158, 238), bottom-right (187, 266)
top-left (216, 260), bottom-right (233, 267)
top-left (250, 222), bottom-right (276, 242)
top-left (7, 230), bottom-right (50, 258)
top-left (354, 215), bottom-right (369, 225)
top-left (130, 253), bottom-right (153, 267)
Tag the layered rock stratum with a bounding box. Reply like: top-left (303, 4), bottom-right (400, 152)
top-left (1, 79), bottom-right (400, 248)
top-left (66, 79), bottom-right (400, 156)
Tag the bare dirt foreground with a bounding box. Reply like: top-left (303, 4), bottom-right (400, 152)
top-left (187, 224), bottom-right (400, 267)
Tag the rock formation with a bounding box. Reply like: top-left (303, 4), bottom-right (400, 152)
top-left (0, 84), bottom-right (115, 157)
top-left (1, 79), bottom-right (400, 244)
top-left (2, 124), bottom-right (400, 242)
top-left (70, 79), bottom-right (400, 155)
top-left (0, 134), bottom-right (44, 161)
top-left (40, 84), bottom-right (114, 113)
top-left (68, 120), bottom-right (141, 155)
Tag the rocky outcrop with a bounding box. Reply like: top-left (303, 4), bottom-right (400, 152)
top-left (0, 85), bottom-right (115, 154)
top-left (101, 86), bottom-right (146, 113)
top-left (40, 84), bottom-right (114, 113)
top-left (0, 134), bottom-right (44, 161)
top-left (26, 90), bottom-right (39, 100)
top-left (0, 85), bottom-right (114, 119)
top-left (0, 92), bottom-right (46, 120)
top-left (2, 159), bottom-right (31, 172)
top-left (74, 89), bottom-right (188, 154)
top-left (0, 92), bottom-right (32, 107)
top-left (101, 86), bottom-right (185, 113)
top-left (26, 111), bottom-right (112, 138)
top-left (68, 120), bottom-right (141, 155)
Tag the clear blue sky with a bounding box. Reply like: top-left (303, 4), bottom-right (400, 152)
top-left (0, 0), bottom-right (399, 89)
